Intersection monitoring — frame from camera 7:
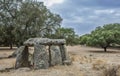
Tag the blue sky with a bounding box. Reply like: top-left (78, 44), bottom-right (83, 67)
top-left (38, 0), bottom-right (120, 35)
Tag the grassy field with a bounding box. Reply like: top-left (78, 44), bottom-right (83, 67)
top-left (0, 46), bottom-right (120, 76)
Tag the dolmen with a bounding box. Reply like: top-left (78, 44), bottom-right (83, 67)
top-left (15, 38), bottom-right (72, 69)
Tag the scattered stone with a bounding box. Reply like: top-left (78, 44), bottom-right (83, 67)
top-left (16, 67), bottom-right (31, 72)
top-left (63, 60), bottom-right (72, 65)
top-left (0, 67), bottom-right (14, 72)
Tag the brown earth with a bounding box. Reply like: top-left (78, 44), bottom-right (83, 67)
top-left (0, 45), bottom-right (120, 76)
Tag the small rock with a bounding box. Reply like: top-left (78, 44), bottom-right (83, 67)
top-left (16, 67), bottom-right (31, 72)
top-left (63, 60), bottom-right (72, 65)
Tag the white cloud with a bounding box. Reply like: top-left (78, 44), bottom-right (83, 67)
top-left (95, 9), bottom-right (115, 14)
top-left (38, 0), bottom-right (64, 7)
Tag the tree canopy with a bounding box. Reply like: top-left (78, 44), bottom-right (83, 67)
top-left (54, 27), bottom-right (79, 45)
top-left (0, 0), bottom-right (62, 48)
top-left (80, 23), bottom-right (120, 52)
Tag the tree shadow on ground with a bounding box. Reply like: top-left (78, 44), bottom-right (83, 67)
top-left (87, 50), bottom-right (120, 54)
top-left (0, 47), bottom-right (17, 51)
top-left (0, 57), bottom-right (13, 59)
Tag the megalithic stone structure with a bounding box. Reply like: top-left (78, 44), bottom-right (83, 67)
top-left (15, 38), bottom-right (71, 69)
top-left (15, 46), bottom-right (29, 69)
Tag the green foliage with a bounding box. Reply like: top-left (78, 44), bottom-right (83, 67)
top-left (80, 23), bottom-right (120, 52)
top-left (0, 0), bottom-right (79, 47)
top-left (52, 27), bottom-right (79, 45)
top-left (79, 34), bottom-right (91, 45)
top-left (0, 0), bottom-right (62, 48)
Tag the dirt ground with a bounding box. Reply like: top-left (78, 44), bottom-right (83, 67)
top-left (0, 45), bottom-right (120, 76)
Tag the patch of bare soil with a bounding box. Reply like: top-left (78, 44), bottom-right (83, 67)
top-left (0, 46), bottom-right (120, 76)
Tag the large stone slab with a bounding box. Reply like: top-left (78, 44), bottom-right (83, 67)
top-left (24, 38), bottom-right (66, 46)
top-left (50, 45), bottom-right (62, 66)
top-left (33, 44), bottom-right (49, 69)
top-left (15, 46), bottom-right (29, 69)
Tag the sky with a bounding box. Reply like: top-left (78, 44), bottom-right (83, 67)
top-left (38, 0), bottom-right (120, 35)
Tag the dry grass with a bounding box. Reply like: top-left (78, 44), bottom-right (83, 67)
top-left (92, 59), bottom-right (107, 70)
top-left (0, 58), bottom-right (16, 70)
top-left (0, 46), bottom-right (120, 76)
top-left (0, 64), bottom-right (84, 76)
top-left (0, 46), bottom-right (84, 76)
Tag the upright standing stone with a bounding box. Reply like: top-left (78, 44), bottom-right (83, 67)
top-left (15, 46), bottom-right (29, 69)
top-left (59, 45), bottom-right (72, 65)
top-left (59, 45), bottom-right (67, 61)
top-left (50, 45), bottom-right (62, 66)
top-left (33, 44), bottom-right (49, 69)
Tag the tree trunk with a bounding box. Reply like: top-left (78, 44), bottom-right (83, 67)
top-left (10, 44), bottom-right (13, 49)
top-left (104, 47), bottom-right (107, 52)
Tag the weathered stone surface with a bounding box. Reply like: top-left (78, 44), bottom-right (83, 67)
top-left (59, 45), bottom-right (72, 65)
top-left (16, 67), bottom-right (31, 72)
top-left (15, 38), bottom-right (71, 69)
top-left (24, 38), bottom-right (66, 46)
top-left (50, 45), bottom-right (62, 66)
top-left (63, 60), bottom-right (72, 65)
top-left (59, 45), bottom-right (67, 61)
top-left (28, 53), bottom-right (33, 67)
top-left (15, 46), bottom-right (29, 69)
top-left (33, 44), bottom-right (49, 69)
